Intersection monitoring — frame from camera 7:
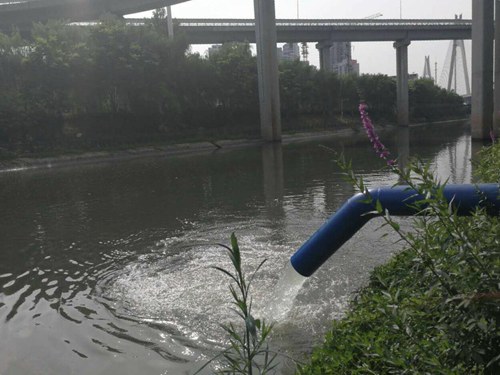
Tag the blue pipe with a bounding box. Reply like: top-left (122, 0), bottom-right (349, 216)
top-left (291, 183), bottom-right (500, 277)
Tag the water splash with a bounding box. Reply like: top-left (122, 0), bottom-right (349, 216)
top-left (263, 261), bottom-right (307, 322)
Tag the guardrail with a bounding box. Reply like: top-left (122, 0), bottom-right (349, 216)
top-left (174, 18), bottom-right (472, 28)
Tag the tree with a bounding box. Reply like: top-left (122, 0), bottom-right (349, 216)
top-left (357, 74), bottom-right (396, 121)
top-left (410, 78), bottom-right (464, 121)
top-left (208, 43), bottom-right (258, 115)
top-left (279, 60), bottom-right (318, 116)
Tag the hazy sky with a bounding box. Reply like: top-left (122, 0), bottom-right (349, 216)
top-left (131, 0), bottom-right (472, 93)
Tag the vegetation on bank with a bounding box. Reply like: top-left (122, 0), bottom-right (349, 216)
top-left (299, 142), bottom-right (500, 374)
top-left (0, 14), bottom-right (465, 157)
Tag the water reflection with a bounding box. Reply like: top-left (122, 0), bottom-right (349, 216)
top-left (431, 134), bottom-right (471, 184)
top-left (262, 142), bottom-right (284, 207)
top-left (396, 126), bottom-right (410, 173)
top-left (261, 143), bottom-right (286, 243)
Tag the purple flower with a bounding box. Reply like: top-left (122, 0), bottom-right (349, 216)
top-left (359, 103), bottom-right (395, 166)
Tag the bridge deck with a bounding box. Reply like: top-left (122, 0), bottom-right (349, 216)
top-left (169, 18), bottom-right (472, 43)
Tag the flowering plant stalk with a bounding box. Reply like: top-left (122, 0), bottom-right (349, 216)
top-left (359, 102), bottom-right (395, 166)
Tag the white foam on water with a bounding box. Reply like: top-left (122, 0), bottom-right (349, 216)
top-left (96, 228), bottom-right (299, 348)
top-left (92, 223), bottom-right (371, 374)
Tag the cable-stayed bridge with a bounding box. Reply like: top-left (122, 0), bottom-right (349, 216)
top-left (438, 40), bottom-right (471, 97)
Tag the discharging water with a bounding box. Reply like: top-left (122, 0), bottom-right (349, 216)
top-left (262, 262), bottom-right (307, 322)
top-left (0, 123), bottom-right (475, 374)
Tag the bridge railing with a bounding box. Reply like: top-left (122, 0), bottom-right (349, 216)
top-left (175, 18), bottom-right (471, 28)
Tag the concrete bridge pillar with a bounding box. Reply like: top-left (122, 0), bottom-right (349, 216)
top-left (316, 41), bottom-right (333, 72)
top-left (254, 0), bottom-right (282, 142)
top-left (494, 0), bottom-right (500, 138)
top-left (166, 6), bottom-right (174, 39)
top-left (394, 39), bottom-right (410, 126)
top-left (472, 0), bottom-right (494, 139)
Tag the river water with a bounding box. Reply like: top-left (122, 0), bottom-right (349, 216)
top-left (0, 123), bottom-right (474, 375)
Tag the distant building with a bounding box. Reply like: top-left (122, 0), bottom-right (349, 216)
top-left (332, 58), bottom-right (359, 76)
top-left (409, 73), bottom-right (419, 81)
top-left (350, 59), bottom-right (360, 75)
top-left (207, 44), bottom-right (222, 58)
top-left (280, 43), bottom-right (300, 62)
top-left (390, 73), bottom-right (420, 81)
top-left (331, 42), bottom-right (351, 66)
top-left (329, 42), bottom-right (359, 76)
top-left (276, 47), bottom-right (283, 61)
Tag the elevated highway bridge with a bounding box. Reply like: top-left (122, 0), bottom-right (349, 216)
top-left (169, 18), bottom-right (471, 43)
top-left (0, 0), bottom-right (185, 27)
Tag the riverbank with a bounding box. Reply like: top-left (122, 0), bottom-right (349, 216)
top-left (0, 119), bottom-right (467, 173)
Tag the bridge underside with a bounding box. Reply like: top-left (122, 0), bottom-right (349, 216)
top-left (177, 27), bottom-right (470, 44)
top-left (0, 0), bottom-right (187, 29)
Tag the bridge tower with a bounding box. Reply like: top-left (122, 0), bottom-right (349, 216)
top-left (438, 16), bottom-right (471, 96)
top-left (442, 16), bottom-right (471, 96)
top-left (423, 56), bottom-right (432, 80)
top-left (443, 39), bottom-right (471, 95)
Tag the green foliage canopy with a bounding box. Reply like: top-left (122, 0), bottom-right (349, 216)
top-left (0, 20), bottom-right (466, 154)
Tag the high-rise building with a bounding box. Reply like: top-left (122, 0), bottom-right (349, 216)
top-left (281, 43), bottom-right (300, 62)
top-left (331, 42), bottom-right (351, 66)
top-left (330, 42), bottom-right (359, 76)
top-left (207, 44), bottom-right (222, 58)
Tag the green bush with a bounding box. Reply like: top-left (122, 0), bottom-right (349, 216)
top-left (476, 142), bottom-right (500, 183)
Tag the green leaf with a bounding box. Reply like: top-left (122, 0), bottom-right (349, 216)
top-left (230, 232), bottom-right (241, 270)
